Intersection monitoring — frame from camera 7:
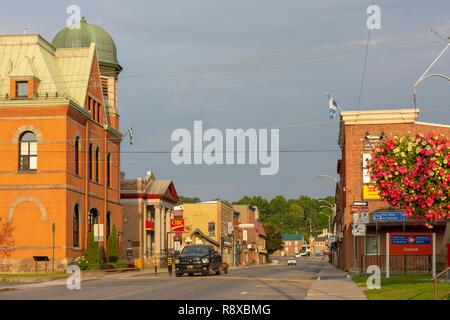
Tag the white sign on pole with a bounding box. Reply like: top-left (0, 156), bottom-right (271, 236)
top-left (94, 224), bottom-right (104, 242)
top-left (353, 212), bottom-right (370, 224)
top-left (352, 223), bottom-right (366, 236)
top-left (238, 224), bottom-right (255, 229)
top-left (243, 230), bottom-right (248, 241)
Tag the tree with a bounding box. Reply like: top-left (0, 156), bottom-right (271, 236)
top-left (0, 218), bottom-right (14, 258)
top-left (106, 224), bottom-right (119, 263)
top-left (263, 222), bottom-right (283, 254)
top-left (369, 132), bottom-right (450, 223)
top-left (85, 230), bottom-right (101, 265)
top-left (177, 196), bottom-right (201, 205)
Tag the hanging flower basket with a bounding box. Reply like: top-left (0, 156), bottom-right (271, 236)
top-left (368, 132), bottom-right (450, 224)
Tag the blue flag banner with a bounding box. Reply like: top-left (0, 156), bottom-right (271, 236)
top-left (326, 93), bottom-right (339, 119)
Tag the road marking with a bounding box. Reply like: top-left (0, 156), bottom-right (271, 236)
top-left (99, 283), bottom-right (169, 300)
top-left (120, 275), bottom-right (315, 284)
top-left (240, 292), bottom-right (248, 295)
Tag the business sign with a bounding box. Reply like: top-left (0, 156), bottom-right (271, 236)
top-left (373, 212), bottom-right (406, 221)
top-left (352, 201), bottom-right (369, 207)
top-left (389, 233), bottom-right (433, 255)
top-left (363, 134), bottom-right (383, 151)
top-left (353, 212), bottom-right (370, 224)
top-left (238, 223), bottom-right (255, 229)
top-left (352, 223), bottom-right (366, 236)
top-left (363, 184), bottom-right (381, 200)
top-left (170, 218), bottom-right (185, 232)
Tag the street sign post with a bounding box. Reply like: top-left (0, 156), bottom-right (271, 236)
top-left (52, 223), bottom-right (55, 272)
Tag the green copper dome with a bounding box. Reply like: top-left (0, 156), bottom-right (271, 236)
top-left (52, 17), bottom-right (118, 66)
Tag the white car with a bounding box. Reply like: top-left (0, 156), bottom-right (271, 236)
top-left (294, 253), bottom-right (302, 258)
top-left (287, 258), bottom-right (297, 265)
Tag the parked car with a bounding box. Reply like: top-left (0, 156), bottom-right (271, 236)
top-left (175, 244), bottom-right (222, 277)
top-left (300, 251), bottom-right (310, 257)
top-left (287, 257), bottom-right (297, 265)
top-left (294, 253), bottom-right (302, 258)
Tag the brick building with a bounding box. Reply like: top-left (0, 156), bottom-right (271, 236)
top-left (334, 109), bottom-right (449, 273)
top-left (0, 18), bottom-right (123, 272)
top-left (274, 234), bottom-right (304, 256)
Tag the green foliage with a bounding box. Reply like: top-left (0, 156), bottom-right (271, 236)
top-left (106, 225), bottom-right (119, 263)
top-left (234, 195), bottom-right (334, 236)
top-left (177, 196), bottom-right (201, 205)
top-left (84, 230), bottom-right (101, 265)
top-left (263, 222), bottom-right (284, 254)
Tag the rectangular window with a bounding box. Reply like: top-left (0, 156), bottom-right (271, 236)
top-left (208, 222), bottom-right (215, 236)
top-left (365, 234), bottom-right (380, 256)
top-left (16, 81), bottom-right (29, 98)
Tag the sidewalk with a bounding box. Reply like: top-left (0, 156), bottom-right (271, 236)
top-left (306, 264), bottom-right (367, 300)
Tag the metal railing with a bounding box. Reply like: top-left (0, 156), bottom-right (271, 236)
top-left (360, 254), bottom-right (432, 275)
top-left (432, 267), bottom-right (449, 300)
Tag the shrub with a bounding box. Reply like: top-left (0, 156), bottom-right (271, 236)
top-left (106, 225), bottom-right (119, 263)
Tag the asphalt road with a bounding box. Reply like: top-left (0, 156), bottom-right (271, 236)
top-left (0, 257), bottom-right (325, 300)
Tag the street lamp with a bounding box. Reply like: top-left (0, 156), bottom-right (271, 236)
top-left (318, 208), bottom-right (331, 235)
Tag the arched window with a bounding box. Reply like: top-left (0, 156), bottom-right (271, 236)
top-left (95, 147), bottom-right (99, 182)
top-left (107, 153), bottom-right (111, 187)
top-left (88, 208), bottom-right (98, 233)
top-left (73, 205), bottom-right (80, 248)
top-left (75, 137), bottom-right (80, 175)
top-left (88, 143), bottom-right (93, 180)
top-left (106, 211), bottom-right (111, 239)
top-left (19, 131), bottom-right (37, 171)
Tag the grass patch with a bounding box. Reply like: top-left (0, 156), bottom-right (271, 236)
top-left (352, 274), bottom-right (449, 300)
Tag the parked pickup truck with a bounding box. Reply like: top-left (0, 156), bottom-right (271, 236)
top-left (175, 244), bottom-right (223, 277)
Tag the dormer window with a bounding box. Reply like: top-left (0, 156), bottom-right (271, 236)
top-left (16, 81), bottom-right (29, 98)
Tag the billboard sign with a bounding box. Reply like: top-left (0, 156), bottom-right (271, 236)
top-left (389, 233), bottom-right (432, 255)
top-left (170, 218), bottom-right (184, 232)
top-left (363, 184), bottom-right (381, 200)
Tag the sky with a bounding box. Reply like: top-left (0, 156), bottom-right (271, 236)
top-left (1, 0), bottom-right (449, 201)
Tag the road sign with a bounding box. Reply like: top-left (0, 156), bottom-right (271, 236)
top-left (238, 224), bottom-right (254, 229)
top-left (94, 224), bottom-right (104, 242)
top-left (352, 223), bottom-right (366, 236)
top-left (373, 212), bottom-right (406, 221)
top-left (353, 212), bottom-right (370, 224)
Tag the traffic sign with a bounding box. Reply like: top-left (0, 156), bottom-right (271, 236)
top-left (352, 223), bottom-right (366, 236)
top-left (353, 212), bottom-right (370, 224)
top-left (373, 212), bottom-right (406, 221)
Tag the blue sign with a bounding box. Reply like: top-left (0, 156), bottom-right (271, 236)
top-left (391, 234), bottom-right (431, 245)
top-left (373, 212), bottom-right (406, 221)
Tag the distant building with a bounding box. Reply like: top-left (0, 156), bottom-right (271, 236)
top-left (121, 171), bottom-right (179, 266)
top-left (275, 234), bottom-right (304, 256)
top-left (310, 229), bottom-right (329, 256)
top-left (181, 201), bottom-right (234, 266)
